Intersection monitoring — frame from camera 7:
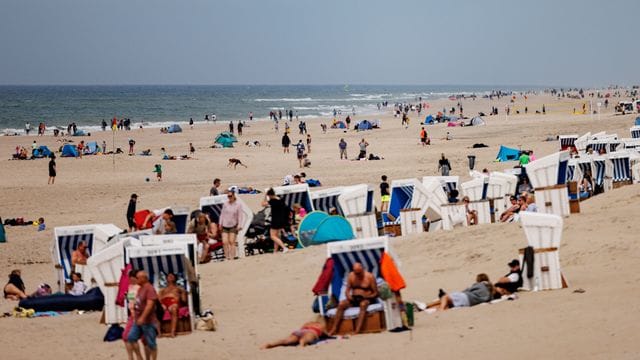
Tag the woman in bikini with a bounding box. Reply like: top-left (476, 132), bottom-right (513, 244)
top-left (261, 318), bottom-right (326, 349)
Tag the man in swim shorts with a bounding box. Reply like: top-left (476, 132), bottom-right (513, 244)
top-left (158, 272), bottom-right (186, 338)
top-left (327, 262), bottom-right (378, 335)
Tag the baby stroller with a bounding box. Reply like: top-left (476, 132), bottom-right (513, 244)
top-left (244, 207), bottom-right (298, 256)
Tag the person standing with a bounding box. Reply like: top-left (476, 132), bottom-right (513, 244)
top-left (128, 139), bottom-right (136, 155)
top-left (127, 271), bottom-right (159, 360)
top-left (189, 118), bottom-right (194, 129)
top-left (126, 194), bottom-right (138, 232)
top-left (219, 191), bottom-right (244, 260)
top-left (229, 121), bottom-right (234, 134)
top-left (102, 140), bottom-right (107, 154)
top-left (380, 175), bottom-right (390, 212)
top-left (438, 153), bottom-right (452, 176)
top-left (25, 122), bottom-right (31, 135)
top-left (249, 112), bottom-right (253, 121)
top-left (420, 127), bottom-right (428, 147)
top-left (189, 142), bottom-right (195, 157)
top-left (306, 134), bottom-right (312, 153)
top-left (358, 138), bottom-right (369, 159)
top-left (296, 140), bottom-right (306, 168)
top-left (48, 154), bottom-right (56, 185)
top-left (237, 121), bottom-right (243, 136)
top-left (281, 133), bottom-right (291, 153)
top-left (262, 188), bottom-right (290, 254)
top-left (339, 138), bottom-right (348, 160)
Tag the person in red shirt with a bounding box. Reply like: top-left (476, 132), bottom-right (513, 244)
top-left (127, 270), bottom-right (159, 360)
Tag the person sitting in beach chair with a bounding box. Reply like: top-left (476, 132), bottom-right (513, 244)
top-left (462, 196), bottom-right (478, 226)
top-left (71, 241), bottom-right (89, 270)
top-left (159, 272), bottom-right (187, 338)
top-left (327, 262), bottom-right (379, 336)
top-left (261, 318), bottom-right (327, 349)
top-left (228, 158), bottom-right (247, 169)
top-left (434, 273), bottom-right (493, 311)
top-left (500, 196), bottom-right (520, 222)
top-left (494, 259), bottom-right (522, 297)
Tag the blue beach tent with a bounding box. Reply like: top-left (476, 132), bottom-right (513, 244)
top-left (61, 144), bottom-right (78, 157)
top-left (167, 124), bottom-right (183, 133)
top-left (33, 146), bottom-right (52, 158)
top-left (297, 211), bottom-right (354, 247)
top-left (85, 141), bottom-right (98, 154)
top-left (424, 115), bottom-right (435, 124)
top-left (356, 120), bottom-right (373, 131)
top-left (495, 145), bottom-right (520, 162)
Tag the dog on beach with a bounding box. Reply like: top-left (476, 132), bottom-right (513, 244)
top-left (228, 158), bottom-right (247, 169)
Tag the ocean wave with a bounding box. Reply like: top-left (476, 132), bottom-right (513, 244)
top-left (254, 97), bottom-right (314, 102)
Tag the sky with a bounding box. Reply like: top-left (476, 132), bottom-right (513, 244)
top-left (0, 0), bottom-right (638, 86)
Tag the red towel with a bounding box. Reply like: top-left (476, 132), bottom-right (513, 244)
top-left (134, 209), bottom-right (154, 230)
top-left (312, 258), bottom-right (334, 295)
top-left (380, 252), bottom-right (406, 292)
top-left (116, 263), bottom-right (132, 307)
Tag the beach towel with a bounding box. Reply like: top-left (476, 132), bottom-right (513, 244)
top-left (116, 263), bottom-right (133, 307)
top-left (380, 252), bottom-right (406, 292)
top-left (306, 179), bottom-right (322, 187)
top-left (312, 258), bottom-right (334, 295)
top-left (134, 209), bottom-right (154, 229)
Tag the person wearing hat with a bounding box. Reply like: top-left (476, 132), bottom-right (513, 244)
top-left (494, 259), bottom-right (523, 296)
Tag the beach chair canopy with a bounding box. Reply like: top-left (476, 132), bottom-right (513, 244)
top-left (167, 124), bottom-right (182, 133)
top-left (214, 132), bottom-right (238, 147)
top-left (272, 183), bottom-right (314, 213)
top-left (61, 143), bottom-right (78, 157)
top-left (311, 187), bottom-right (345, 216)
top-left (495, 145), bottom-right (520, 162)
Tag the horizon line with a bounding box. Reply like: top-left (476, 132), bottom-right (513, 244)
top-left (0, 83), bottom-right (615, 89)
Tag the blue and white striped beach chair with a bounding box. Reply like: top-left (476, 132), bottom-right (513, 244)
top-left (609, 153), bottom-right (632, 188)
top-left (272, 184), bottom-right (314, 213)
top-left (630, 126), bottom-right (640, 139)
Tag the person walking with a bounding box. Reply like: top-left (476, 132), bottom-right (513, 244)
top-left (126, 270), bottom-right (159, 360)
top-left (296, 140), bottom-right (306, 168)
top-left (219, 191), bottom-right (244, 260)
top-left (438, 153), bottom-right (452, 176)
top-left (281, 133), bottom-right (291, 153)
top-left (339, 138), bottom-right (348, 160)
top-left (229, 121), bottom-right (234, 134)
top-left (262, 189), bottom-right (290, 254)
top-left (48, 154), bottom-right (56, 185)
top-left (25, 122), bottom-right (31, 135)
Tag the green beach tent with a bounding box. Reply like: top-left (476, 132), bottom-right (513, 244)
top-left (214, 132), bottom-right (238, 148)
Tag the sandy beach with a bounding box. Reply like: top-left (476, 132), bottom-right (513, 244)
top-left (1, 93), bottom-right (640, 359)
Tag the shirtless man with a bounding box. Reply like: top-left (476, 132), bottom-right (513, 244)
top-left (71, 241), bottom-right (89, 270)
top-left (158, 273), bottom-right (186, 337)
top-left (327, 262), bottom-right (378, 335)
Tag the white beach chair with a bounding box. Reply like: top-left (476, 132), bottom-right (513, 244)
top-left (608, 151), bottom-right (633, 188)
top-left (337, 184), bottom-right (378, 239)
top-left (272, 183), bottom-right (315, 213)
top-left (51, 224), bottom-right (122, 292)
top-left (518, 212), bottom-right (567, 291)
top-left (524, 151), bottom-right (571, 217)
top-left (558, 134), bottom-right (578, 151)
top-left (422, 177), bottom-right (460, 231)
top-left (487, 172), bottom-right (518, 221)
top-left (320, 236), bottom-right (403, 333)
top-left (460, 177), bottom-right (491, 224)
top-left (199, 195), bottom-right (253, 259)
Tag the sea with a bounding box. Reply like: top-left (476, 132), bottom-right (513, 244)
top-left (0, 85), bottom-right (542, 133)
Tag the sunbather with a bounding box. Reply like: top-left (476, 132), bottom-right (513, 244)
top-left (437, 273), bottom-right (493, 311)
top-left (327, 262), bottom-right (379, 336)
top-left (261, 318), bottom-right (327, 349)
top-left (188, 212), bottom-right (217, 263)
top-left (158, 273), bottom-right (187, 338)
top-left (4, 269), bottom-right (27, 300)
top-left (462, 196), bottom-right (478, 225)
top-left (71, 241), bottom-right (89, 270)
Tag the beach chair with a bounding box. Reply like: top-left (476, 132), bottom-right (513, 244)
top-left (487, 172), bottom-right (518, 222)
top-left (621, 138), bottom-right (640, 150)
top-left (272, 183), bottom-right (314, 213)
top-left (336, 185), bottom-right (378, 239)
top-left (558, 134), bottom-right (578, 151)
top-left (518, 212), bottom-right (567, 291)
top-left (86, 236), bottom-right (134, 325)
top-left (311, 186), bottom-right (346, 216)
top-left (199, 195), bottom-right (254, 259)
top-left (524, 151), bottom-right (571, 217)
top-left (631, 126), bottom-right (640, 139)
top-left (318, 236), bottom-right (404, 334)
top-left (592, 156), bottom-right (613, 193)
top-left (422, 175), bottom-right (459, 195)
top-left (51, 224), bottom-right (122, 292)
top-left (608, 151), bottom-right (633, 188)
top-left (459, 177), bottom-right (491, 224)
top-left (383, 179), bottom-right (434, 236)
top-left (573, 132), bottom-right (591, 152)
top-left (422, 177), bottom-right (461, 231)
top-left (126, 241), bottom-right (197, 336)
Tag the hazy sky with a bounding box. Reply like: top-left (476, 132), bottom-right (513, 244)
top-left (1, 0), bottom-right (638, 86)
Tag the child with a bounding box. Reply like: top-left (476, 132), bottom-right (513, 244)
top-left (69, 272), bottom-right (87, 296)
top-left (380, 175), bottom-right (390, 212)
top-left (37, 217), bottom-right (45, 231)
top-left (153, 164), bottom-right (162, 181)
top-left (164, 220), bottom-right (177, 234)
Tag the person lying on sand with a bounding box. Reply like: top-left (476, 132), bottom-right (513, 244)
top-left (261, 318), bottom-right (327, 349)
top-left (430, 273), bottom-right (493, 311)
top-left (228, 158), bottom-right (247, 169)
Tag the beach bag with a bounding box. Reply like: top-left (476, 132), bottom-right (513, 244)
top-left (103, 324), bottom-right (124, 342)
top-left (195, 314), bottom-right (217, 331)
top-left (378, 281), bottom-right (393, 301)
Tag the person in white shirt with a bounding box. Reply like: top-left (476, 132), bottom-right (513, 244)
top-left (218, 191), bottom-right (244, 260)
top-left (69, 272), bottom-right (87, 296)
